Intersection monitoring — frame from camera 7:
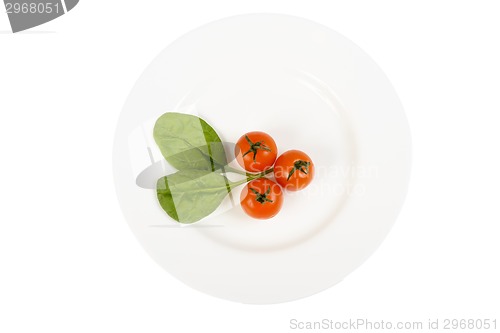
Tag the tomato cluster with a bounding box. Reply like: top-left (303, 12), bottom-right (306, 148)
top-left (235, 131), bottom-right (314, 220)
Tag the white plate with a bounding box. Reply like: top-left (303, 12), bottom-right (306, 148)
top-left (113, 14), bottom-right (411, 304)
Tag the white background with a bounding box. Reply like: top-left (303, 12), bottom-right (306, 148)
top-left (1, 1), bottom-right (499, 332)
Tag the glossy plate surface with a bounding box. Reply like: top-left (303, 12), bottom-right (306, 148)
top-left (113, 14), bottom-right (411, 304)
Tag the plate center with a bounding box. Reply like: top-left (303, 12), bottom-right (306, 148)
top-left (174, 67), bottom-right (358, 251)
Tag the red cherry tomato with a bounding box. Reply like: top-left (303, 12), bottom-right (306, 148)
top-left (235, 131), bottom-right (277, 172)
top-left (274, 150), bottom-right (314, 191)
top-left (240, 178), bottom-right (283, 219)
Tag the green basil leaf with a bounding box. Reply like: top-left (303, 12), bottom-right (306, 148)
top-left (153, 112), bottom-right (227, 171)
top-left (157, 169), bottom-right (236, 224)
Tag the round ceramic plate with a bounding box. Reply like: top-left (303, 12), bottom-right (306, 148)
top-left (113, 14), bottom-right (411, 304)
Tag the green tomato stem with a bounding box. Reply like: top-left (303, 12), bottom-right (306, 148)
top-left (246, 167), bottom-right (274, 181)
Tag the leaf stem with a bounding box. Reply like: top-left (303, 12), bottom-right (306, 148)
top-left (223, 166), bottom-right (250, 176)
top-left (224, 166), bottom-right (273, 178)
top-left (230, 167), bottom-right (274, 188)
